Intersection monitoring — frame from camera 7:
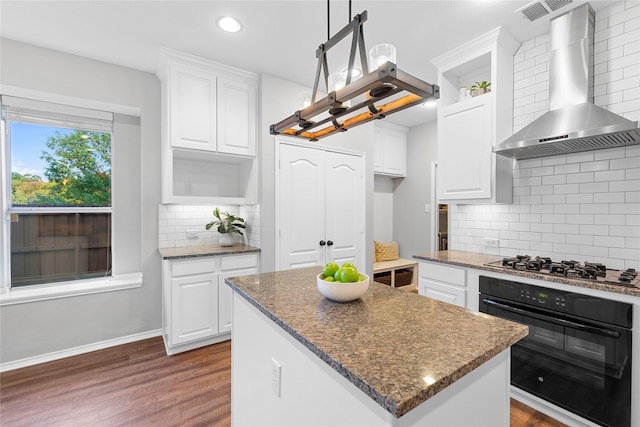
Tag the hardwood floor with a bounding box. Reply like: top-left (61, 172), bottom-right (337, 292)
top-left (1, 337), bottom-right (565, 426)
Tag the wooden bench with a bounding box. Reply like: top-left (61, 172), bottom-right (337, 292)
top-left (373, 258), bottom-right (418, 291)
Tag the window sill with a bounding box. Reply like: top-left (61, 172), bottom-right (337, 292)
top-left (0, 273), bottom-right (143, 306)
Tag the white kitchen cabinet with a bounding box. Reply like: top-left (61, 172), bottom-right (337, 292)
top-left (217, 253), bottom-right (259, 334)
top-left (418, 260), bottom-right (467, 308)
top-left (431, 27), bottom-right (519, 204)
top-left (158, 48), bottom-right (258, 204)
top-left (162, 252), bottom-right (259, 355)
top-left (276, 139), bottom-right (365, 271)
top-left (168, 62), bottom-right (217, 152)
top-left (373, 122), bottom-right (407, 177)
top-left (439, 94), bottom-right (492, 200)
top-left (217, 77), bottom-right (257, 156)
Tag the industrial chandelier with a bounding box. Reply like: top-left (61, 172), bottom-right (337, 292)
top-left (270, 2), bottom-right (439, 141)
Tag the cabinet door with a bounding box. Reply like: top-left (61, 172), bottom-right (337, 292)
top-left (218, 266), bottom-right (257, 333)
top-left (217, 78), bottom-right (256, 156)
top-left (278, 143), bottom-right (327, 269)
top-left (382, 129), bottom-right (406, 176)
top-left (325, 151), bottom-right (365, 268)
top-left (171, 273), bottom-right (218, 345)
top-left (169, 64), bottom-right (217, 151)
top-left (438, 95), bottom-right (492, 200)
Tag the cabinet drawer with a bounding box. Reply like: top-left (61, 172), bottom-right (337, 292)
top-left (221, 253), bottom-right (258, 271)
top-left (172, 257), bottom-right (217, 277)
top-left (420, 279), bottom-right (466, 308)
top-left (419, 262), bottom-right (465, 286)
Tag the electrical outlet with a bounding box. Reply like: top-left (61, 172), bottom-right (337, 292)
top-left (184, 181), bottom-right (193, 194)
top-left (271, 358), bottom-right (281, 397)
top-left (483, 238), bottom-right (499, 248)
top-left (185, 229), bottom-right (199, 240)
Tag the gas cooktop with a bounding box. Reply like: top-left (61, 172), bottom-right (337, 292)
top-left (485, 255), bottom-right (639, 288)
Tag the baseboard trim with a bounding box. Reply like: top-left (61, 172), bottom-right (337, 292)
top-left (0, 329), bottom-right (163, 372)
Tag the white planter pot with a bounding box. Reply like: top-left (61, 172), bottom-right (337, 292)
top-left (219, 233), bottom-right (234, 247)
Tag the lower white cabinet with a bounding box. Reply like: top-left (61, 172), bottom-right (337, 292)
top-left (418, 261), bottom-right (467, 308)
top-left (162, 252), bottom-right (258, 354)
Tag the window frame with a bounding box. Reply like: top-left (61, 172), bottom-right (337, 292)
top-left (0, 88), bottom-right (143, 306)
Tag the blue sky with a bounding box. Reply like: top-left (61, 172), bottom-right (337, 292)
top-left (10, 122), bottom-right (72, 181)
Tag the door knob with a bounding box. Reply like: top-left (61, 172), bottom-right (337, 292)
top-left (327, 240), bottom-right (334, 246)
top-left (319, 240), bottom-right (326, 246)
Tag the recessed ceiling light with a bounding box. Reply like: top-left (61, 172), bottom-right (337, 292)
top-left (217, 16), bottom-right (242, 33)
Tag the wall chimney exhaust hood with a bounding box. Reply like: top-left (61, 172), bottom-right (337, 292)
top-left (493, 3), bottom-right (640, 160)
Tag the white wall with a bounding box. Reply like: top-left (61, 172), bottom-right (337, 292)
top-left (393, 121), bottom-right (438, 259)
top-left (373, 176), bottom-right (394, 242)
top-left (449, 1), bottom-right (640, 269)
top-left (259, 74), bottom-right (375, 276)
top-left (0, 38), bottom-right (162, 365)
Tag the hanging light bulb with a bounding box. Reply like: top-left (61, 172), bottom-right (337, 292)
top-left (298, 91), bottom-right (313, 109)
top-left (369, 43), bottom-right (396, 69)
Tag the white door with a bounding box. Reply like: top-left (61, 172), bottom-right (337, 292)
top-left (278, 143), bottom-right (327, 269)
top-left (277, 141), bottom-right (365, 271)
top-left (325, 151), bottom-right (364, 267)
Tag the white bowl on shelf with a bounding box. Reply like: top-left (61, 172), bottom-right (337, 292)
top-left (316, 273), bottom-right (369, 302)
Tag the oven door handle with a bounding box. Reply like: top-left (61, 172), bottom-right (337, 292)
top-left (482, 298), bottom-right (621, 338)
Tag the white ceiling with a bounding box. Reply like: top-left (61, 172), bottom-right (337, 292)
top-left (0, 0), bottom-right (619, 128)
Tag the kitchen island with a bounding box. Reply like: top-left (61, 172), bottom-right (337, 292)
top-left (226, 266), bottom-right (528, 426)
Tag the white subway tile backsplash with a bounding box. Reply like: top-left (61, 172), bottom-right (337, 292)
top-left (554, 183), bottom-right (581, 194)
top-left (579, 182), bottom-right (610, 193)
top-left (567, 172), bottom-right (594, 184)
top-left (610, 179), bottom-right (640, 192)
top-left (542, 174), bottom-right (567, 185)
top-left (158, 204), bottom-right (261, 249)
top-left (566, 193), bottom-right (594, 204)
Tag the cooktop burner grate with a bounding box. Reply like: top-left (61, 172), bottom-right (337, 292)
top-left (486, 255), bottom-right (639, 288)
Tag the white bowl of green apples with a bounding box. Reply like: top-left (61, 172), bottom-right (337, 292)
top-left (317, 262), bottom-right (369, 303)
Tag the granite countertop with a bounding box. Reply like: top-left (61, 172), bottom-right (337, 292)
top-left (414, 250), bottom-right (640, 297)
top-left (158, 243), bottom-right (260, 260)
top-left (225, 266), bottom-right (528, 418)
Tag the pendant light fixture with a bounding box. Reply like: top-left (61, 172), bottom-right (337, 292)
top-left (270, 1), bottom-right (439, 141)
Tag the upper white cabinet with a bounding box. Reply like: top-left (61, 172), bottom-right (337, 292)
top-left (158, 48), bottom-right (258, 204)
top-left (373, 122), bottom-right (407, 177)
top-left (432, 27), bottom-right (519, 204)
top-left (169, 63), bottom-right (217, 151)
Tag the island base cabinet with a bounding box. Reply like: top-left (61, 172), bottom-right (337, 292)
top-left (232, 293), bottom-right (511, 427)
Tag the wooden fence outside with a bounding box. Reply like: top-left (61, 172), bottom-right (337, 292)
top-left (10, 212), bottom-right (112, 287)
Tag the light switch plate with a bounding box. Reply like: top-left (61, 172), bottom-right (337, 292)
top-left (424, 204), bottom-right (431, 213)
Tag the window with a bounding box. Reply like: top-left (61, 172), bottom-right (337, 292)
top-left (1, 95), bottom-right (114, 287)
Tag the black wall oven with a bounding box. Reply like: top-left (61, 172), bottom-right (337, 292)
top-left (479, 276), bottom-right (633, 427)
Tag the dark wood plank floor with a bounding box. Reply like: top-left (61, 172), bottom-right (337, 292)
top-left (1, 337), bottom-right (565, 426)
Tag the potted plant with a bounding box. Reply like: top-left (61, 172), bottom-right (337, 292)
top-left (206, 208), bottom-right (246, 247)
top-left (470, 81), bottom-right (491, 97)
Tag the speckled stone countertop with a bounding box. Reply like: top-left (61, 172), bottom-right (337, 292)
top-left (414, 250), bottom-right (640, 298)
top-left (158, 244), bottom-right (260, 260)
top-left (225, 267), bottom-right (528, 418)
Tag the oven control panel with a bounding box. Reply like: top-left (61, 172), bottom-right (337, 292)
top-left (519, 289), bottom-right (566, 308)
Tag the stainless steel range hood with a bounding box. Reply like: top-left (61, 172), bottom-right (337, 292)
top-left (494, 3), bottom-right (640, 160)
